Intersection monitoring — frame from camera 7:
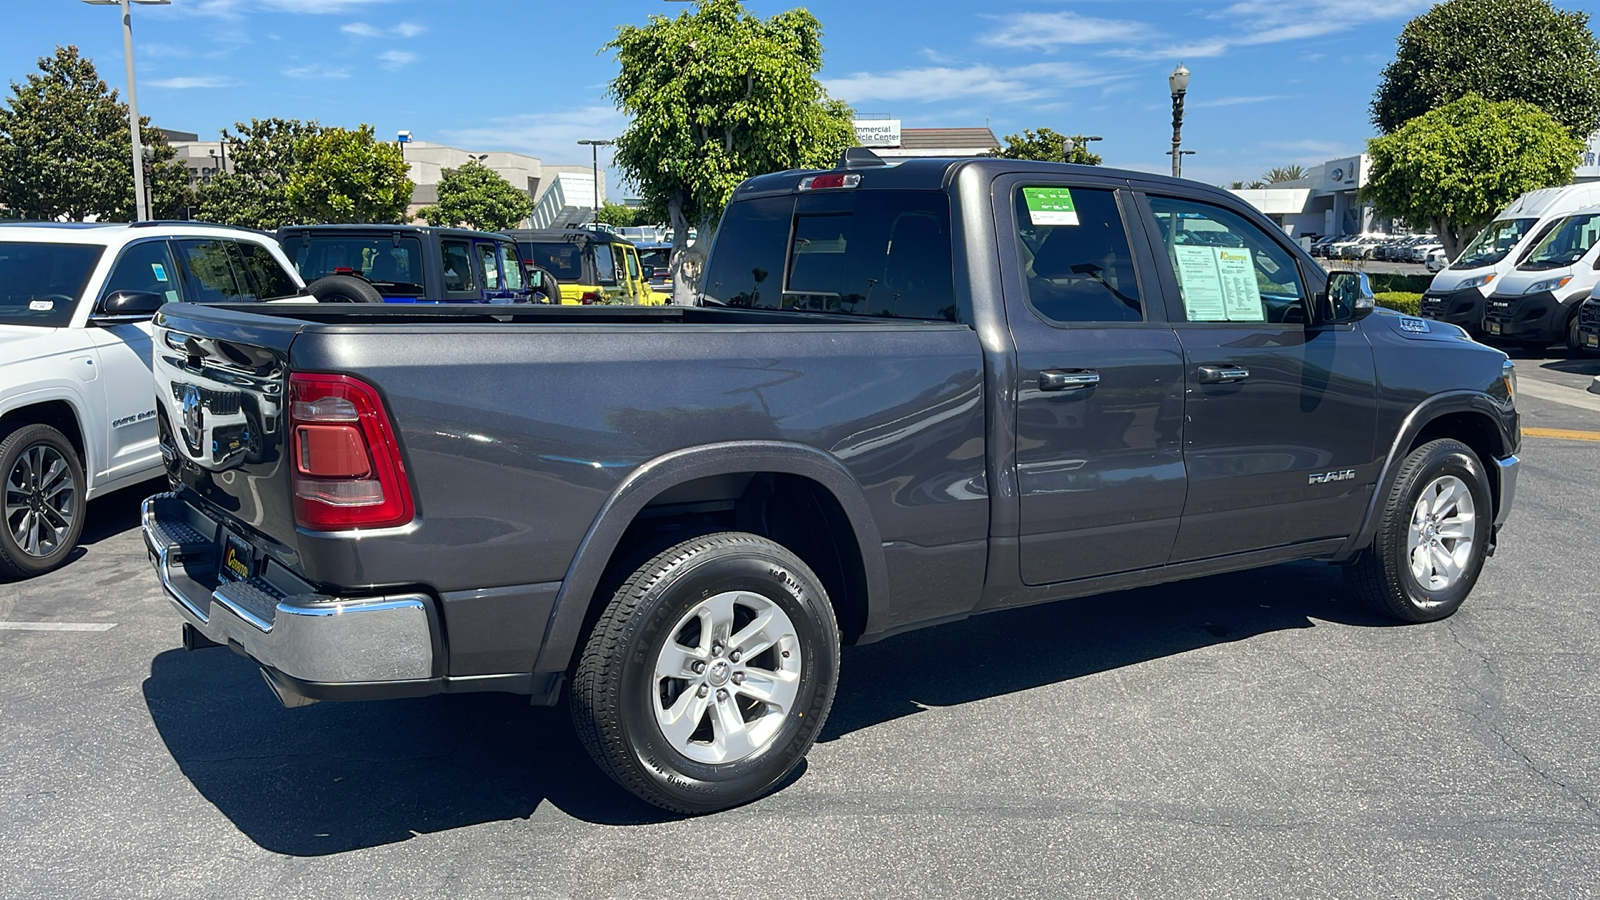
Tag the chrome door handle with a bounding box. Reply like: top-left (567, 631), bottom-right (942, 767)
top-left (1197, 364), bottom-right (1250, 384)
top-left (1039, 369), bottom-right (1100, 391)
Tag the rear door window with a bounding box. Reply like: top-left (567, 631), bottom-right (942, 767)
top-left (441, 239), bottom-right (477, 293)
top-left (234, 241), bottom-right (299, 300)
top-left (1013, 186), bottom-right (1142, 323)
top-left (498, 243), bottom-right (524, 290)
top-left (593, 243), bottom-right (617, 285)
top-left (477, 242), bottom-right (502, 291)
top-left (175, 239), bottom-right (247, 303)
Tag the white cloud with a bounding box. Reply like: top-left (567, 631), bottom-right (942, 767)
top-left (282, 64), bottom-right (350, 79)
top-left (443, 106), bottom-right (629, 167)
top-left (979, 12), bottom-right (1147, 50)
top-left (378, 50), bottom-right (417, 70)
top-left (146, 76), bottom-right (235, 89)
top-left (342, 21), bottom-right (425, 38)
top-left (825, 62), bottom-right (1127, 105)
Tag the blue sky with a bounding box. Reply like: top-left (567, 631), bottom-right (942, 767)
top-left (0, 0), bottom-right (1548, 189)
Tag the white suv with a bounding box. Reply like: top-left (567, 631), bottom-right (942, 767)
top-left (0, 222), bottom-right (306, 577)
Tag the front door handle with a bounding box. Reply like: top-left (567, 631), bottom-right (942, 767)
top-left (1197, 364), bottom-right (1250, 384)
top-left (1039, 369), bottom-right (1100, 391)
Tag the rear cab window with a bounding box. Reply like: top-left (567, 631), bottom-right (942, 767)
top-left (702, 189), bottom-right (959, 322)
top-left (284, 234), bottom-right (425, 297)
top-left (521, 241), bottom-right (585, 282)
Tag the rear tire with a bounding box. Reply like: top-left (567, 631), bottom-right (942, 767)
top-left (306, 274), bottom-right (385, 304)
top-left (571, 532), bottom-right (840, 814)
top-left (1347, 438), bottom-right (1490, 623)
top-left (0, 425), bottom-right (87, 579)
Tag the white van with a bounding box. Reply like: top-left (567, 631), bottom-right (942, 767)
top-left (1419, 183), bottom-right (1600, 334)
top-left (1481, 206), bottom-right (1600, 348)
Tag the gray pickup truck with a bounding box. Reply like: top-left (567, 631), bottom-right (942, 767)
top-left (142, 155), bottom-right (1520, 814)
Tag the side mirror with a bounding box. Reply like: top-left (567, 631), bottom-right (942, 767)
top-left (1320, 270), bottom-right (1375, 324)
top-left (91, 290), bottom-right (166, 323)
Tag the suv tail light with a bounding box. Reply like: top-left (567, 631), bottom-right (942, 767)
top-left (289, 373), bottom-right (414, 531)
top-left (581, 291), bottom-right (601, 304)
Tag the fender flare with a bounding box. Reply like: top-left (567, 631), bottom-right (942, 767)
top-left (1333, 390), bottom-right (1514, 562)
top-left (531, 440), bottom-right (888, 674)
top-left (0, 388), bottom-right (92, 484)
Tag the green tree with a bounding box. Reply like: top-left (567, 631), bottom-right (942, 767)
top-left (595, 200), bottom-right (640, 228)
top-left (196, 117), bottom-right (324, 229)
top-left (1365, 94), bottom-right (1583, 258)
top-left (606, 0), bottom-right (856, 303)
top-left (415, 160), bottom-right (532, 231)
top-left (0, 45), bottom-right (188, 221)
top-left (1372, 0), bottom-right (1600, 137)
top-left (1264, 165), bottom-right (1306, 183)
top-left (992, 127), bottom-right (1103, 165)
top-left (285, 125), bottom-right (413, 224)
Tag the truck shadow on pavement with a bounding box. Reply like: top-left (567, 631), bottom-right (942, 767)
top-left (142, 559), bottom-right (1382, 853)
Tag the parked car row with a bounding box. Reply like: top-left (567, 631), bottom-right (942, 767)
top-left (1309, 232), bottom-right (1440, 262)
top-left (1420, 183), bottom-right (1600, 351)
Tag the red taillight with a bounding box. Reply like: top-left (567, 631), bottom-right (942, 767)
top-left (333, 266), bottom-right (355, 275)
top-left (289, 373), bottom-right (414, 531)
top-left (798, 172), bottom-right (860, 191)
top-left (581, 291), bottom-right (601, 304)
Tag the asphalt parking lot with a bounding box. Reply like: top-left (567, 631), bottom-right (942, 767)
top-left (4, 350), bottom-right (1600, 899)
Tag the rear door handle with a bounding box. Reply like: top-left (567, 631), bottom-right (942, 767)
top-left (1197, 364), bottom-right (1250, 384)
top-left (1039, 369), bottom-right (1100, 391)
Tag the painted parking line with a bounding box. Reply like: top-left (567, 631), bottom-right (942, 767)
top-left (1515, 378), bottom-right (1600, 414)
top-left (0, 622), bottom-right (117, 632)
top-left (1524, 427), bottom-right (1600, 443)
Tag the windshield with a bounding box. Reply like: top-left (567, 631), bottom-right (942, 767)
top-left (1451, 218), bottom-right (1536, 270)
top-left (287, 235), bottom-right (426, 295)
top-left (1519, 213), bottom-right (1600, 271)
top-left (520, 241), bottom-right (584, 281)
top-left (0, 242), bottom-right (104, 327)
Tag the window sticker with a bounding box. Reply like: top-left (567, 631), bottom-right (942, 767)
top-left (165, 290), bottom-right (180, 303)
top-left (29, 299), bottom-right (54, 311)
top-left (1023, 187), bottom-right (1079, 226)
top-left (151, 262), bottom-right (169, 282)
top-left (1173, 245), bottom-right (1264, 322)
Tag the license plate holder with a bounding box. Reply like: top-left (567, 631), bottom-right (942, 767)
top-left (1587, 334), bottom-right (1598, 348)
top-left (220, 530), bottom-right (259, 582)
top-left (1488, 322), bottom-right (1501, 335)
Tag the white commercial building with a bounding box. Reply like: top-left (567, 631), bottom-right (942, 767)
top-left (1231, 155), bottom-right (1373, 238)
top-left (851, 119), bottom-right (1000, 159)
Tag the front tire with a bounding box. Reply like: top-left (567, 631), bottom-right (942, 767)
top-left (571, 532), bottom-right (840, 814)
top-left (0, 425), bottom-right (87, 579)
top-left (1347, 438), bottom-right (1491, 622)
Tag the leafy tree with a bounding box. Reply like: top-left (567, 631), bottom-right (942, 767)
top-left (415, 160), bottom-right (532, 231)
top-left (284, 125), bottom-right (413, 224)
top-left (0, 45), bottom-right (188, 221)
top-left (196, 118), bottom-right (325, 229)
top-left (1372, 0), bottom-right (1600, 137)
top-left (595, 200), bottom-right (641, 228)
top-left (1264, 165), bottom-right (1306, 183)
top-left (1365, 94), bottom-right (1582, 258)
top-left (992, 127), bottom-right (1103, 165)
top-left (607, 0), bottom-right (856, 303)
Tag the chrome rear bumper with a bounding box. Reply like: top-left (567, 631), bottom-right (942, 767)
top-left (142, 493), bottom-right (437, 688)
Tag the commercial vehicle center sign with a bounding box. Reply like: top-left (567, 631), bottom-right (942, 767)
top-left (852, 120), bottom-right (901, 148)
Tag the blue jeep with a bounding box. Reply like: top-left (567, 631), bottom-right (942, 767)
top-left (277, 224), bottom-right (558, 304)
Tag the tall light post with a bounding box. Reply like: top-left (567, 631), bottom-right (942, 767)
top-left (1168, 62), bottom-right (1190, 179)
top-left (577, 138), bottom-right (614, 225)
top-left (84, 0), bottom-right (170, 222)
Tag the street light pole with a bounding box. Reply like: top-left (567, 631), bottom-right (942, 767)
top-left (1168, 62), bottom-right (1190, 179)
top-left (577, 139), bottom-right (614, 226)
top-left (84, 0), bottom-right (169, 222)
top-left (1064, 134), bottom-right (1103, 159)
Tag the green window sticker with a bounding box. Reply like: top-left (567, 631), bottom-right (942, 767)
top-left (1023, 187), bottom-right (1079, 226)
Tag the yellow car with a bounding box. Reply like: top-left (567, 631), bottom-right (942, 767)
top-left (509, 229), bottom-right (661, 306)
